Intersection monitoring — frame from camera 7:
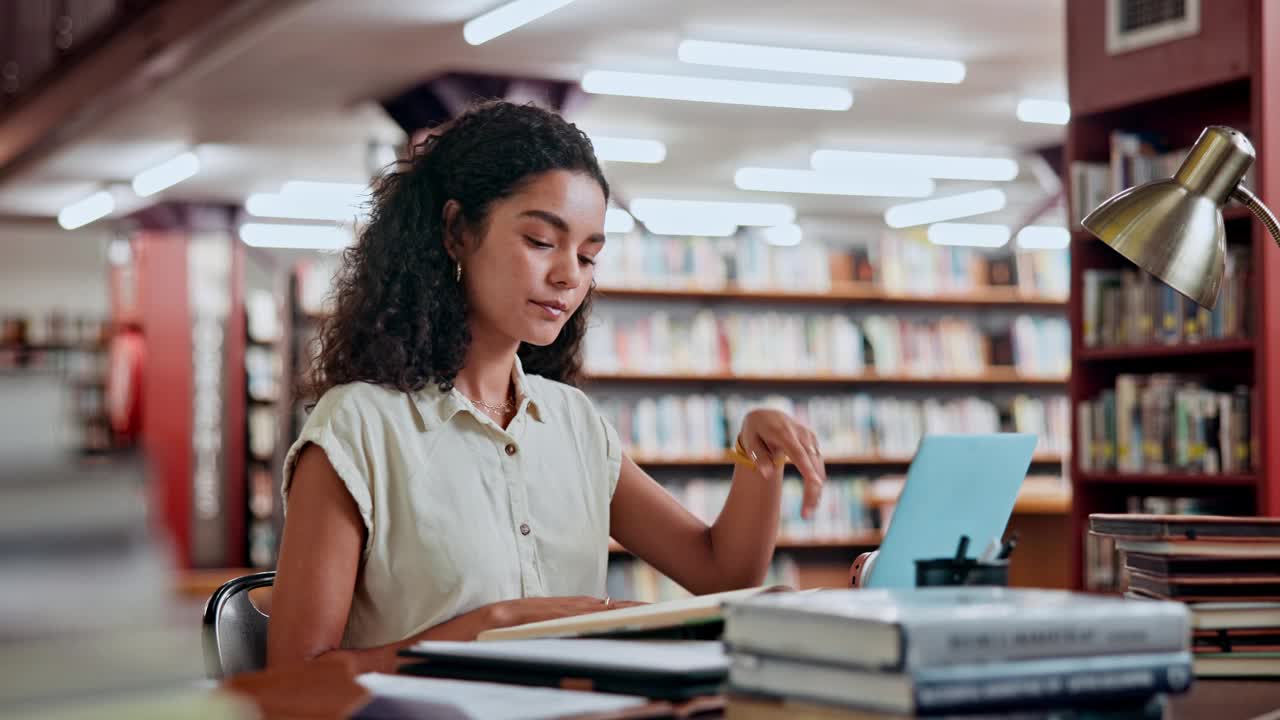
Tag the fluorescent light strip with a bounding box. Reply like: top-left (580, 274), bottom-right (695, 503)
top-left (927, 222), bottom-right (1010, 248)
top-left (1017, 98), bottom-right (1071, 125)
top-left (642, 217), bottom-right (738, 237)
top-left (591, 136), bottom-right (667, 164)
top-left (1016, 225), bottom-right (1070, 249)
top-left (240, 223), bottom-right (353, 250)
top-left (811, 150), bottom-right (1018, 181)
top-left (132, 151), bottom-right (200, 198)
top-left (885, 189), bottom-right (1007, 228)
top-left (605, 207), bottom-right (635, 234)
top-left (763, 223), bottom-right (803, 247)
top-left (581, 70), bottom-right (853, 111)
top-left (463, 0), bottom-right (577, 45)
top-left (246, 193), bottom-right (362, 222)
top-left (280, 181), bottom-right (368, 200)
top-left (629, 198), bottom-right (795, 227)
top-left (735, 167), bottom-right (934, 198)
top-left (58, 191), bottom-right (115, 230)
top-left (678, 39), bottom-right (965, 84)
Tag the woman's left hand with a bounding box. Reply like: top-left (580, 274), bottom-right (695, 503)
top-left (737, 408), bottom-right (827, 519)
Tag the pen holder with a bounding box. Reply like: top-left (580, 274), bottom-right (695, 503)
top-left (915, 557), bottom-right (1009, 587)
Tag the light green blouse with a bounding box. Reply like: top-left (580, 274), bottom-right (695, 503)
top-left (282, 356), bottom-right (623, 649)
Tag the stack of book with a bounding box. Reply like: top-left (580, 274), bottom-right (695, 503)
top-left (1090, 514), bottom-right (1280, 679)
top-left (721, 587), bottom-right (1193, 718)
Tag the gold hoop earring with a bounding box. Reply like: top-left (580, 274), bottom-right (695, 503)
top-left (455, 263), bottom-right (462, 282)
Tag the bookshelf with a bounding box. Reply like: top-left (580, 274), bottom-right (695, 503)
top-left (597, 284), bottom-right (1066, 309)
top-left (1065, 0), bottom-right (1280, 589)
top-left (630, 452), bottom-right (1065, 468)
top-left (586, 370), bottom-right (1067, 386)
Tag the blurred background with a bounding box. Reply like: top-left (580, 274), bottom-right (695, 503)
top-left (1, 0), bottom-right (1274, 715)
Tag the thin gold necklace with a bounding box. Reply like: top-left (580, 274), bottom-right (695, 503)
top-left (461, 387), bottom-right (516, 414)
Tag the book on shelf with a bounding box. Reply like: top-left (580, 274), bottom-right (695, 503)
top-left (648, 476), bottom-right (876, 542)
top-left (596, 392), bottom-right (1070, 460)
top-left (722, 588), bottom-right (1191, 670)
top-left (586, 311), bottom-right (1069, 379)
top-left (1081, 251), bottom-right (1249, 349)
top-left (594, 229), bottom-right (1068, 299)
top-left (1076, 375), bottom-right (1252, 475)
top-left (1070, 130), bottom-right (1258, 229)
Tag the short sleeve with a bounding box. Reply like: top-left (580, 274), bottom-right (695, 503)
top-left (281, 386), bottom-right (376, 555)
top-left (600, 414), bottom-right (624, 498)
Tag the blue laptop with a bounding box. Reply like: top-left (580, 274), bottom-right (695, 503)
top-left (863, 433), bottom-right (1038, 589)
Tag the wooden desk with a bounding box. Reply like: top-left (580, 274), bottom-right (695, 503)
top-left (223, 661), bottom-right (1279, 720)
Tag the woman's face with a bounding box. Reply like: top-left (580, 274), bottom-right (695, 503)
top-left (458, 169), bottom-right (607, 347)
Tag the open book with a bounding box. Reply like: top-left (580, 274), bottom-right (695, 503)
top-left (476, 585), bottom-right (789, 642)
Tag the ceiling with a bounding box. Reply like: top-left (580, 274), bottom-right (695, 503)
top-left (0, 0), bottom-right (1069, 236)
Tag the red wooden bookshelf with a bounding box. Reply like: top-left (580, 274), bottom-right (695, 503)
top-left (1066, 0), bottom-right (1280, 589)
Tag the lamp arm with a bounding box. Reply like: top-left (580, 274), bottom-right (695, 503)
top-left (1231, 185), bottom-right (1280, 248)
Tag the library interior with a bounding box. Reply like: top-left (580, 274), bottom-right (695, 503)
top-left (2, 0), bottom-right (1279, 717)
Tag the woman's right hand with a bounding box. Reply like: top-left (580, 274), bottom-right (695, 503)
top-left (487, 596), bottom-right (646, 629)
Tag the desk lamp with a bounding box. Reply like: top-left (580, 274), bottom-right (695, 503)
top-left (1082, 126), bottom-right (1280, 308)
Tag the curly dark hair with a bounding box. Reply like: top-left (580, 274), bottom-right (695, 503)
top-left (307, 100), bottom-right (609, 401)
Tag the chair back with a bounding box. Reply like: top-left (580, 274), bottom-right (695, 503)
top-left (202, 571), bottom-right (275, 678)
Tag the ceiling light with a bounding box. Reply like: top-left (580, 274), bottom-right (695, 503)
top-left (1017, 98), bottom-right (1071, 125)
top-left (763, 223), bottom-right (803, 246)
top-left (239, 223), bottom-right (353, 250)
top-left (629, 198), bottom-right (795, 227)
top-left (581, 70), bottom-right (853, 111)
top-left (734, 167), bottom-right (934, 197)
top-left (678, 39), bottom-right (965, 84)
top-left (131, 151), bottom-right (200, 198)
top-left (642, 217), bottom-right (738, 237)
top-left (246, 193), bottom-right (362, 222)
top-left (591, 136), bottom-right (666, 164)
top-left (927, 222), bottom-right (1010, 247)
top-left (1016, 225), bottom-right (1071, 249)
top-left (811, 150), bottom-right (1018, 181)
top-left (605, 207), bottom-right (635, 233)
top-left (463, 0), bottom-right (577, 45)
top-left (279, 180), bottom-right (368, 200)
top-left (58, 191), bottom-right (115, 230)
top-left (885, 189), bottom-right (1007, 228)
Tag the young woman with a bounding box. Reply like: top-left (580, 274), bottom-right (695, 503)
top-left (267, 101), bottom-right (828, 672)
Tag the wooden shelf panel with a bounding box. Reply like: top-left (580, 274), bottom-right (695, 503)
top-left (596, 284), bottom-right (1067, 309)
top-left (586, 369), bottom-right (1068, 386)
top-left (608, 532), bottom-right (881, 555)
top-left (629, 452), bottom-right (1065, 468)
top-left (867, 480), bottom-right (1072, 515)
top-left (1076, 339), bottom-right (1255, 361)
top-left (1076, 472), bottom-right (1258, 487)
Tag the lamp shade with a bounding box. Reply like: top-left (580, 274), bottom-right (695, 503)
top-left (1081, 126), bottom-right (1255, 309)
